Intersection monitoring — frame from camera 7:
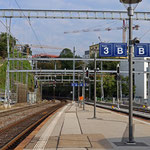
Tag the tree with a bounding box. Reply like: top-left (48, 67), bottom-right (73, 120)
top-left (0, 32), bottom-right (16, 58)
top-left (59, 48), bottom-right (84, 70)
top-left (59, 48), bottom-right (73, 69)
top-left (37, 61), bottom-right (55, 69)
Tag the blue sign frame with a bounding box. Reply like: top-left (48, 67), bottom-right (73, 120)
top-left (134, 43), bottom-right (149, 57)
top-left (114, 43), bottom-right (127, 57)
top-left (99, 43), bottom-right (113, 57)
top-left (99, 43), bottom-right (150, 57)
top-left (99, 43), bottom-right (127, 57)
top-left (71, 83), bottom-right (87, 87)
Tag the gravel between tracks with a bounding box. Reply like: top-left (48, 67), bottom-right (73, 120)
top-left (0, 101), bottom-right (58, 130)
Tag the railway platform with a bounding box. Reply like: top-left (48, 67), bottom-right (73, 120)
top-left (16, 102), bottom-right (150, 150)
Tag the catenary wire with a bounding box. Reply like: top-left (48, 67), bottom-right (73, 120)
top-left (14, 0), bottom-right (46, 54)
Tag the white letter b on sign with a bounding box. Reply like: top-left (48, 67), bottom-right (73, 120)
top-left (139, 48), bottom-right (145, 55)
top-left (117, 48), bottom-right (123, 54)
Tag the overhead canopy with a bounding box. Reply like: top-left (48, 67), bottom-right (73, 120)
top-left (120, 0), bottom-right (142, 4)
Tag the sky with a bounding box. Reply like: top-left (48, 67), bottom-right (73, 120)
top-left (0, 0), bottom-right (150, 56)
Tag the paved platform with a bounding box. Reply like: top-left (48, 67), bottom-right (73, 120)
top-left (16, 102), bottom-right (150, 150)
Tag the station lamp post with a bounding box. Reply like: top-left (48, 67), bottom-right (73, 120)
top-left (120, 0), bottom-right (142, 144)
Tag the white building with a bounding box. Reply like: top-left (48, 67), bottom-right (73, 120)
top-left (83, 50), bottom-right (90, 59)
top-left (120, 57), bottom-right (149, 102)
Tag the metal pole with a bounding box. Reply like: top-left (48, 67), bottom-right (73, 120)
top-left (16, 52), bottom-right (19, 82)
top-left (6, 18), bottom-right (11, 107)
top-left (26, 72), bottom-right (28, 85)
top-left (73, 47), bottom-right (75, 101)
top-left (53, 85), bottom-right (55, 100)
top-left (11, 41), bottom-right (15, 89)
top-left (94, 49), bottom-right (97, 118)
top-left (120, 77), bottom-right (122, 103)
top-left (117, 73), bottom-right (120, 109)
top-left (41, 82), bottom-right (42, 100)
top-left (21, 50), bottom-right (23, 83)
top-left (82, 67), bottom-right (85, 110)
top-left (78, 73), bottom-right (80, 106)
top-left (89, 79), bottom-right (91, 101)
top-left (128, 5), bottom-right (134, 143)
top-left (54, 61), bottom-right (56, 70)
top-left (148, 65), bottom-right (150, 102)
top-left (101, 61), bottom-right (104, 101)
top-left (117, 64), bottom-right (120, 108)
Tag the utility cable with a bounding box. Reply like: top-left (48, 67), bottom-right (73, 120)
top-left (0, 19), bottom-right (24, 50)
top-left (14, 0), bottom-right (46, 54)
top-left (139, 28), bottom-right (150, 40)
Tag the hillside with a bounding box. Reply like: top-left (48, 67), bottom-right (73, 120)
top-left (0, 52), bottom-right (34, 92)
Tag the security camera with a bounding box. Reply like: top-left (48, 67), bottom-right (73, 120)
top-left (133, 37), bottom-right (140, 44)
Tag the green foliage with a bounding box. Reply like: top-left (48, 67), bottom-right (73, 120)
top-left (121, 76), bottom-right (135, 97)
top-left (59, 48), bottom-right (73, 57)
top-left (0, 60), bottom-right (7, 90)
top-left (0, 32), bottom-right (16, 58)
top-left (37, 61), bottom-right (55, 69)
top-left (0, 49), bottom-right (34, 91)
top-left (102, 61), bottom-right (118, 70)
top-left (103, 74), bottom-right (116, 97)
top-left (59, 48), bottom-right (73, 69)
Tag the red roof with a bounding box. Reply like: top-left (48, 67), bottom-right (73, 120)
top-left (32, 54), bottom-right (59, 58)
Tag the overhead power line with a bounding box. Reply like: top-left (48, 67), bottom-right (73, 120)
top-left (0, 19), bottom-right (24, 48)
top-left (14, 0), bottom-right (45, 53)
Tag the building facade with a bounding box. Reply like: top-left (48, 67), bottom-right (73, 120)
top-left (120, 57), bottom-right (148, 101)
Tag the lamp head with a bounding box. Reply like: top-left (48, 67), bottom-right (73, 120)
top-left (132, 37), bottom-right (140, 44)
top-left (120, 0), bottom-right (142, 4)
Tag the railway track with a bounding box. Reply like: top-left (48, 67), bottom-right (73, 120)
top-left (0, 101), bottom-right (67, 150)
top-left (0, 102), bottom-right (52, 118)
top-left (85, 101), bottom-right (150, 119)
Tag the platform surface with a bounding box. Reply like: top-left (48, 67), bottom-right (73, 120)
top-left (17, 102), bottom-right (150, 150)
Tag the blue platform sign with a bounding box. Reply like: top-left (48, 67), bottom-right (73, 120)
top-left (74, 83), bottom-right (78, 87)
top-left (80, 83), bottom-right (87, 87)
top-left (79, 83), bottom-right (83, 87)
top-left (99, 43), bottom-right (127, 57)
top-left (114, 43), bottom-right (127, 57)
top-left (99, 43), bottom-right (113, 57)
top-left (71, 83), bottom-right (78, 87)
top-left (71, 83), bottom-right (86, 87)
top-left (134, 43), bottom-right (149, 57)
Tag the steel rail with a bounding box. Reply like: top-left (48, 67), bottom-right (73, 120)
top-left (86, 101), bottom-right (150, 118)
top-left (0, 102), bottom-right (51, 118)
top-left (1, 102), bottom-right (67, 150)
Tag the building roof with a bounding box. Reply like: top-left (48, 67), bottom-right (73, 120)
top-left (32, 54), bottom-right (59, 58)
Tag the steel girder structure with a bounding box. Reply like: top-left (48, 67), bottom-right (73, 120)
top-left (37, 79), bottom-right (100, 82)
top-left (8, 57), bottom-right (150, 63)
top-left (0, 9), bottom-right (150, 21)
top-left (8, 69), bottom-right (150, 74)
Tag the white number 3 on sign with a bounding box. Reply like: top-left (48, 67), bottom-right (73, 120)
top-left (104, 47), bottom-right (109, 54)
